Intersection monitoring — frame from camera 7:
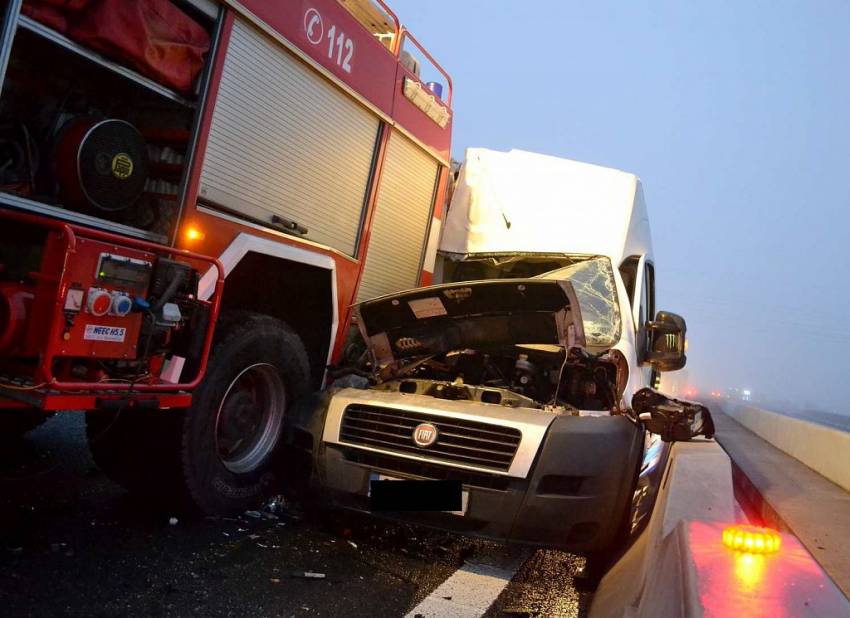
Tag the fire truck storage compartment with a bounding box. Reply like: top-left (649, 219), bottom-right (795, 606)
top-left (0, 215), bottom-right (211, 390)
top-left (198, 18), bottom-right (381, 256)
top-left (0, 0), bottom-right (216, 242)
top-left (356, 130), bottom-right (439, 302)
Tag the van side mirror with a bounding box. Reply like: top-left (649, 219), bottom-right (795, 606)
top-left (632, 388), bottom-right (715, 442)
top-left (646, 311), bottom-right (686, 371)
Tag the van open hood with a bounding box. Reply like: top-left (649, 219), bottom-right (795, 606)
top-left (355, 279), bottom-right (586, 367)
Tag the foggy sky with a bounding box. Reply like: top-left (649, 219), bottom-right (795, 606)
top-left (393, 0), bottom-right (850, 414)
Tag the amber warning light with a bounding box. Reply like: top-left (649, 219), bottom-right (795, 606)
top-left (722, 524), bottom-right (781, 554)
top-left (184, 226), bottom-right (205, 242)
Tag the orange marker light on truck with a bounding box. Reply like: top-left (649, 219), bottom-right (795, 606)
top-left (184, 226), bottom-right (205, 242)
top-left (722, 525), bottom-right (781, 554)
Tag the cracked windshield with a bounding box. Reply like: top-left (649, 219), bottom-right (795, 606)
top-left (446, 255), bottom-right (621, 349)
top-left (539, 259), bottom-right (621, 348)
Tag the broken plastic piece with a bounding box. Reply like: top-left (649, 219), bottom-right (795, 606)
top-left (264, 494), bottom-right (287, 514)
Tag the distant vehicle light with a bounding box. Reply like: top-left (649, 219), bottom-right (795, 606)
top-left (722, 525), bottom-right (781, 554)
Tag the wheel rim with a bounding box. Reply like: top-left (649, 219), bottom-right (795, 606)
top-left (214, 363), bottom-right (286, 474)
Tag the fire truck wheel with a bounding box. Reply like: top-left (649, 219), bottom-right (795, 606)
top-left (181, 312), bottom-right (310, 515)
top-left (0, 409), bottom-right (52, 438)
top-left (86, 407), bottom-right (183, 499)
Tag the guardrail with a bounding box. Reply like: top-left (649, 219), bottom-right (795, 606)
top-left (724, 404), bottom-right (850, 492)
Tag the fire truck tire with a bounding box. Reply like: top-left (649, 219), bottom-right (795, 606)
top-left (0, 409), bottom-right (52, 438)
top-left (86, 407), bottom-right (184, 500)
top-left (180, 311), bottom-right (310, 515)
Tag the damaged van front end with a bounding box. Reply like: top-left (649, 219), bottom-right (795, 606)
top-left (296, 259), bottom-right (710, 555)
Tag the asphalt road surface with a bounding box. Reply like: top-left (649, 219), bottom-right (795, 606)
top-left (0, 414), bottom-right (591, 617)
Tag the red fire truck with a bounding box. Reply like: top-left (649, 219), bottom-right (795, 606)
top-left (0, 0), bottom-right (453, 514)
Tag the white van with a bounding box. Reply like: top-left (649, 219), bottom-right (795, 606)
top-left (437, 147), bottom-right (661, 396)
top-left (295, 148), bottom-right (711, 577)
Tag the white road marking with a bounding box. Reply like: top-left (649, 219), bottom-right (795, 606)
top-left (405, 551), bottom-right (530, 618)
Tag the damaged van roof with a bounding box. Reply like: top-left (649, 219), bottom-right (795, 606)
top-left (440, 148), bottom-right (653, 265)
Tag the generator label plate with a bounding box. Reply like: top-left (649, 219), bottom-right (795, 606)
top-left (83, 325), bottom-right (127, 342)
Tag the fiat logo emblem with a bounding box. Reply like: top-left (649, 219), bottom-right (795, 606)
top-left (412, 423), bottom-right (438, 448)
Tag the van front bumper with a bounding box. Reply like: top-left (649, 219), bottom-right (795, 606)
top-left (306, 394), bottom-right (644, 554)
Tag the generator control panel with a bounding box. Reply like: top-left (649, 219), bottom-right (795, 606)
top-left (95, 254), bottom-right (153, 291)
top-left (53, 238), bottom-right (156, 359)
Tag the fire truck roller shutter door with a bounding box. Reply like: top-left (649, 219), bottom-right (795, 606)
top-left (356, 131), bottom-right (439, 302)
top-left (198, 18), bottom-right (380, 256)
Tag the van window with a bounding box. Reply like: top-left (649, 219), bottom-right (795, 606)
top-left (643, 262), bottom-right (656, 323)
top-left (637, 261), bottom-right (656, 360)
top-left (445, 255), bottom-right (575, 282)
top-left (619, 256), bottom-right (640, 309)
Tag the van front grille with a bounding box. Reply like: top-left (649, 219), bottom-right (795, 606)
top-left (339, 404), bottom-right (521, 473)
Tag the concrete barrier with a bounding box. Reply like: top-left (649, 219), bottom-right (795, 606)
top-left (590, 440), bottom-right (736, 617)
top-left (590, 439), bottom-right (850, 617)
top-left (725, 404), bottom-right (850, 492)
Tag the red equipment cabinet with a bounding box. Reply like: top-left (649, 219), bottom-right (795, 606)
top-left (25, 236), bottom-right (154, 360)
top-left (0, 209), bottom-right (223, 410)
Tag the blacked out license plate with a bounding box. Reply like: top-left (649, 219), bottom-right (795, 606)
top-left (368, 474), bottom-right (467, 515)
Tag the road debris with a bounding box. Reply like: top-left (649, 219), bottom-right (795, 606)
top-left (245, 510), bottom-right (262, 519)
top-left (348, 541), bottom-right (358, 550)
top-left (291, 571), bottom-right (326, 579)
top-left (264, 495), bottom-right (286, 514)
top-left (169, 517), bottom-right (179, 526)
